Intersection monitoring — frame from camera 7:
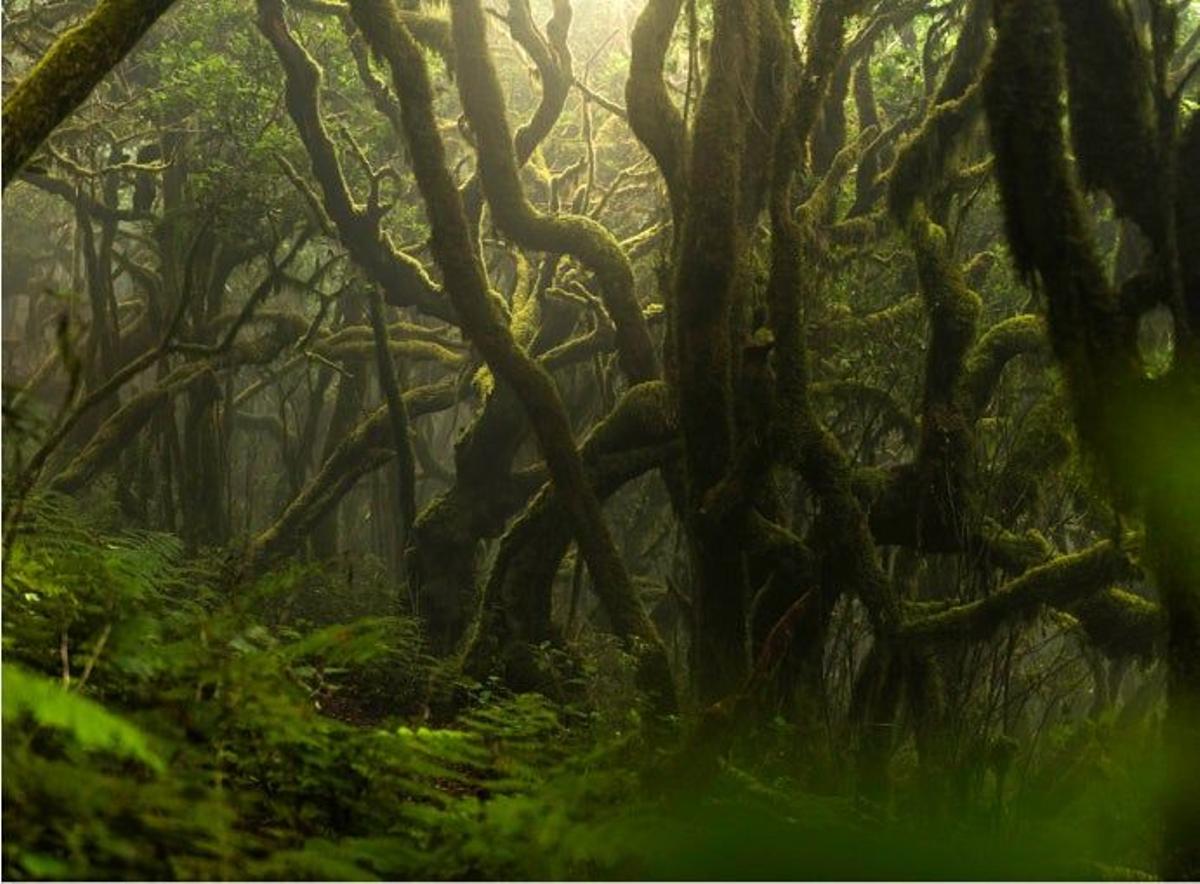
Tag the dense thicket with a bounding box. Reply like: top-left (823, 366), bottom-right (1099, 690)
top-left (2, 0), bottom-right (1197, 878)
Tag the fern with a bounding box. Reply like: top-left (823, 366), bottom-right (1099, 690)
top-left (3, 499), bottom-right (598, 880)
top-left (2, 664), bottom-right (164, 772)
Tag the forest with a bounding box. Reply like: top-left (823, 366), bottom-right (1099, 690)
top-left (1, 0), bottom-right (1198, 878)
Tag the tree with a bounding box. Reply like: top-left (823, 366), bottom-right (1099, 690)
top-left (983, 0), bottom-right (1200, 871)
top-left (3, 0), bottom-right (1197, 875)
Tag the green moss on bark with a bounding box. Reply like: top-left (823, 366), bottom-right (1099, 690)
top-left (342, 0), bottom-right (675, 712)
top-left (2, 0), bottom-right (180, 187)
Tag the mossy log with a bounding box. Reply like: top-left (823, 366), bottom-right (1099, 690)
top-left (49, 364), bottom-right (207, 497)
top-left (960, 313), bottom-right (1047, 420)
top-left (47, 320), bottom-right (302, 497)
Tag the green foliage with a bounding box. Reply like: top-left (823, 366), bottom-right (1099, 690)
top-left (0, 498), bottom-right (576, 880)
top-left (0, 426), bottom-right (1169, 880)
top-left (2, 664), bottom-right (164, 772)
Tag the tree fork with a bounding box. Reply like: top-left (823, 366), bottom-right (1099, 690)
top-left (338, 0), bottom-right (676, 713)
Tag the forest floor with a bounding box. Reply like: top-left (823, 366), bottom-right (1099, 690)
top-left (1, 497), bottom-right (1166, 880)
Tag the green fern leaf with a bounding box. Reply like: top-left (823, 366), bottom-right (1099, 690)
top-left (2, 664), bottom-right (165, 773)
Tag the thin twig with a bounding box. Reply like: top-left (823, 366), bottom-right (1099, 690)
top-left (75, 623), bottom-right (112, 691)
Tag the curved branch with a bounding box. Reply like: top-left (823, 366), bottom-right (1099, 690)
top-left (49, 324), bottom-right (302, 496)
top-left (257, 5), bottom-right (455, 324)
top-left (447, 0), bottom-right (659, 383)
top-left (342, 0), bottom-right (674, 710)
top-left (456, 0), bottom-right (572, 223)
top-left (625, 0), bottom-right (687, 225)
top-left (244, 380), bottom-right (458, 572)
top-left (1072, 586), bottom-right (1163, 660)
top-left (959, 313), bottom-right (1047, 419)
top-left (812, 380), bottom-right (918, 443)
top-left (465, 381), bottom-right (679, 685)
top-left (899, 540), bottom-right (1136, 643)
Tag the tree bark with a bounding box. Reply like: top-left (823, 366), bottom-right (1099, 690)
top-left (2, 0), bottom-right (180, 187)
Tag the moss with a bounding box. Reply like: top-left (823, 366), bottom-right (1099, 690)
top-left (983, 0), bottom-right (1139, 489)
top-left (49, 314), bottom-right (308, 497)
top-left (959, 313), bottom-right (1047, 419)
top-left (812, 381), bottom-right (918, 444)
top-left (366, 282), bottom-right (418, 544)
top-left (1071, 587), bottom-right (1163, 660)
top-left (886, 84), bottom-right (982, 225)
top-left (935, 0), bottom-right (991, 104)
top-left (974, 519), bottom-right (1054, 575)
top-left (670, 0), bottom-right (772, 701)
top-left (313, 333), bottom-right (465, 367)
top-left (1054, 0), bottom-right (1162, 242)
top-left (739, 0), bottom-right (790, 227)
top-left (850, 465), bottom-right (892, 503)
top-left (625, 0), bottom-right (687, 225)
top-left (463, 384), bottom-right (679, 687)
top-left (851, 53), bottom-right (881, 200)
top-left (810, 57), bottom-right (851, 176)
top-left (507, 0), bottom-right (572, 166)
top-left (963, 249), bottom-right (997, 288)
top-left (759, 0), bottom-right (901, 646)
top-left (788, 0), bottom-right (853, 161)
top-left (994, 394), bottom-right (1073, 519)
top-left (883, 0), bottom-right (990, 221)
top-left (910, 208), bottom-right (981, 405)
top-left (899, 540), bottom-right (1135, 643)
top-left (344, 0), bottom-right (675, 711)
top-left (823, 294), bottom-right (923, 344)
top-left (246, 380), bottom-right (457, 572)
top-left (444, 0), bottom-right (658, 385)
top-left (396, 10), bottom-right (455, 70)
top-left (2, 0), bottom-right (180, 187)
top-left (866, 207), bottom-right (982, 552)
top-left (50, 385), bottom-right (177, 496)
top-left (257, 0), bottom-right (454, 325)
top-left (829, 211), bottom-right (888, 248)
top-left (803, 126), bottom-right (878, 230)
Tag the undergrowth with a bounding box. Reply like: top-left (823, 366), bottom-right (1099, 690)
top-left (1, 496), bottom-right (1165, 880)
